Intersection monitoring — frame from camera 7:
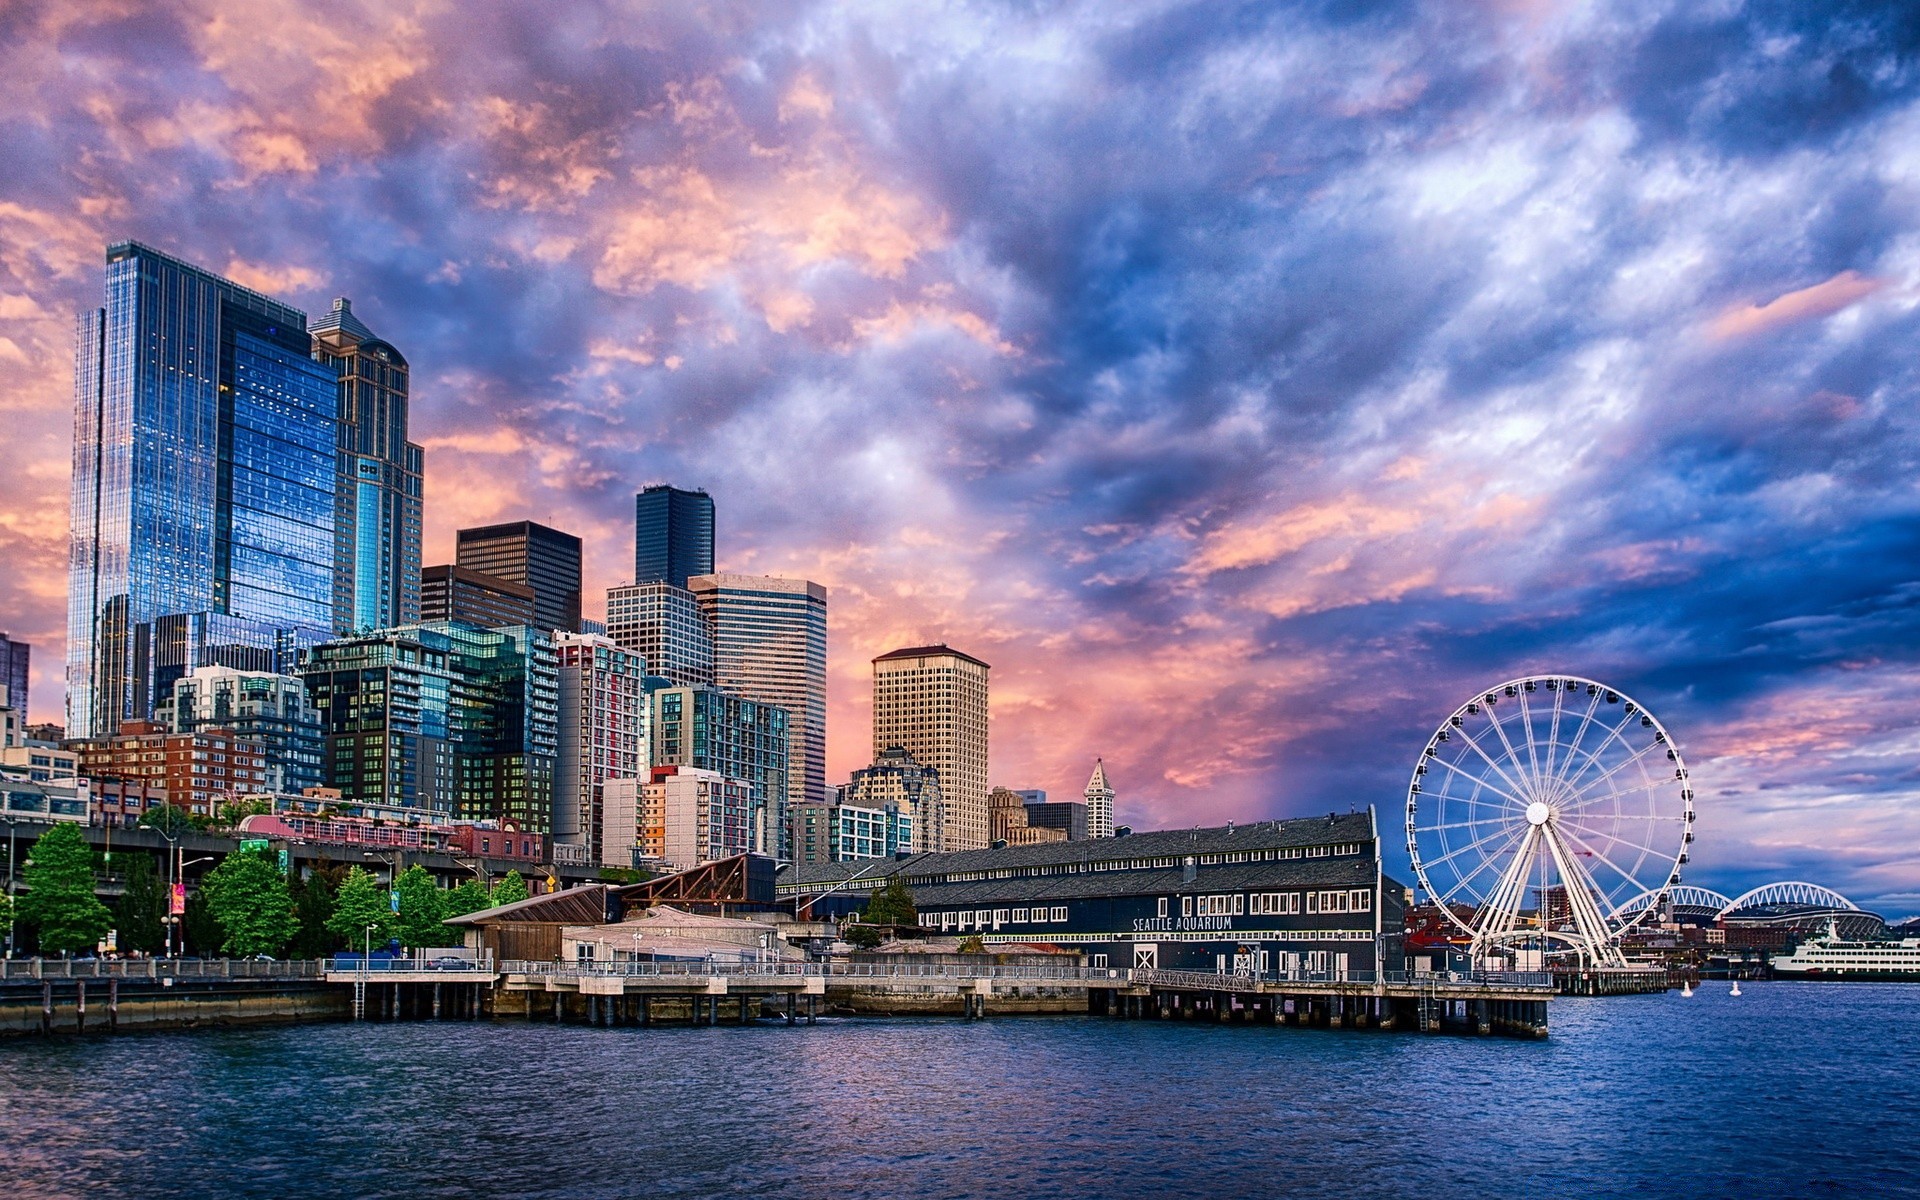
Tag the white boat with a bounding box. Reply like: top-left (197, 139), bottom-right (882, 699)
top-left (1770, 919), bottom-right (1920, 981)
top-left (1680, 980), bottom-right (1693, 997)
top-left (1729, 980), bottom-right (1741, 996)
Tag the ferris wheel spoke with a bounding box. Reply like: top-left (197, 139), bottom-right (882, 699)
top-left (1559, 713), bottom-right (1642, 794)
top-left (1437, 828), bottom-right (1528, 906)
top-left (1473, 825), bottom-right (1540, 944)
top-left (1515, 689), bottom-right (1546, 792)
top-left (1564, 774), bottom-right (1668, 815)
top-left (1547, 688), bottom-right (1605, 791)
top-left (1421, 815), bottom-right (1524, 834)
top-left (1554, 822), bottom-right (1656, 897)
top-left (1541, 824), bottom-right (1627, 965)
top-left (1542, 682), bottom-right (1568, 787)
top-left (1557, 819), bottom-right (1664, 865)
top-left (1482, 699), bottom-right (1537, 794)
top-left (1424, 820), bottom-right (1528, 875)
top-left (1420, 756), bottom-right (1527, 808)
top-left (1445, 721), bottom-right (1535, 805)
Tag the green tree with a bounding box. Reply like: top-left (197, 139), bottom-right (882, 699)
top-left (844, 923), bottom-right (884, 949)
top-left (139, 802), bottom-right (209, 837)
top-left (393, 865), bottom-right (452, 949)
top-left (202, 851), bottom-right (296, 957)
top-left (182, 887), bottom-right (224, 956)
top-left (957, 935), bottom-right (986, 954)
top-left (489, 870), bottom-right (529, 908)
top-left (443, 878), bottom-right (491, 919)
top-left (864, 875), bottom-right (918, 927)
top-left (327, 867), bottom-right (394, 950)
top-left (114, 853), bottom-right (167, 954)
top-left (288, 864), bottom-right (343, 959)
top-left (17, 824), bottom-right (112, 955)
top-left (213, 797), bottom-right (271, 831)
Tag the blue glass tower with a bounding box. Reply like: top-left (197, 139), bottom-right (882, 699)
top-left (68, 242), bottom-right (338, 739)
top-left (634, 485), bottom-right (714, 589)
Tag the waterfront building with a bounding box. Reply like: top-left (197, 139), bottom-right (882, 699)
top-left (310, 298), bottom-right (424, 634)
top-left (455, 521), bottom-right (583, 635)
top-left (690, 573), bottom-right (828, 846)
top-left (302, 627), bottom-right (459, 812)
top-left (634, 484), bottom-right (714, 588)
top-left (0, 742), bottom-right (79, 784)
top-left (870, 645), bottom-right (990, 850)
top-left (641, 765), bottom-right (756, 872)
top-left (426, 621), bottom-right (559, 832)
top-left (156, 665), bottom-right (323, 794)
top-left (553, 632), bottom-right (648, 866)
top-left (606, 582), bottom-right (713, 686)
top-left (649, 684), bottom-right (787, 856)
top-left (0, 633), bottom-right (28, 726)
top-left (792, 799), bottom-right (915, 863)
top-left (1084, 759), bottom-right (1116, 839)
top-left (1023, 797), bottom-right (1089, 842)
top-left (72, 721), bottom-right (268, 817)
top-left (844, 745), bottom-right (947, 852)
top-left (990, 786), bottom-right (1067, 846)
top-left (421, 564), bottom-right (538, 628)
top-left (778, 811), bottom-right (1403, 975)
top-left (69, 242), bottom-right (337, 740)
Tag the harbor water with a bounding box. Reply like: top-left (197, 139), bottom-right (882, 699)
top-left (1, 981), bottom-right (1916, 1199)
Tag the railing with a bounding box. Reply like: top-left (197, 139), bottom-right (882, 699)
top-left (329, 956), bottom-right (496, 974)
top-left (1130, 967), bottom-right (1555, 992)
top-left (0, 957), bottom-right (325, 981)
top-left (499, 960), bottom-right (1128, 984)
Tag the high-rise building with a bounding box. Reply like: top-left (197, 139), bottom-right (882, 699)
top-left (421, 565), bottom-right (537, 628)
top-left (871, 645), bottom-right (990, 850)
top-left (301, 628), bottom-right (459, 813)
top-left (690, 573), bottom-right (827, 848)
top-left (843, 745), bottom-right (947, 852)
top-left (792, 798), bottom-right (915, 864)
top-left (1083, 758), bottom-right (1116, 839)
top-left (0, 633), bottom-right (28, 726)
top-left (1023, 797), bottom-right (1088, 842)
top-left (455, 521), bottom-right (582, 634)
top-left (634, 485), bottom-right (714, 589)
top-left (606, 582), bottom-right (713, 686)
top-left (428, 621), bottom-right (559, 831)
top-left (553, 632), bottom-right (648, 866)
top-left (156, 665), bottom-right (323, 794)
top-left (310, 298), bottom-right (423, 634)
top-left (640, 765), bottom-right (756, 872)
top-left (989, 786), bottom-right (1067, 846)
top-left (649, 683), bottom-right (787, 857)
top-left (69, 242), bottom-right (338, 739)
top-left (72, 721), bottom-right (269, 817)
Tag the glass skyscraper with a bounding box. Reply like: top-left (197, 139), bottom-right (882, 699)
top-left (311, 298), bottom-right (423, 634)
top-left (634, 485), bottom-right (714, 588)
top-left (69, 242), bottom-right (337, 740)
top-left (456, 521), bottom-right (583, 635)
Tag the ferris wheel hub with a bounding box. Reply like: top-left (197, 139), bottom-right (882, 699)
top-left (1525, 801), bottom-right (1550, 826)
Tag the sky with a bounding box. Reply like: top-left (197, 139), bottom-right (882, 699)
top-left (2, 1), bottom-right (1919, 912)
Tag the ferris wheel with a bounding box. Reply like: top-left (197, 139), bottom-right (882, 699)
top-left (1405, 676), bottom-right (1695, 968)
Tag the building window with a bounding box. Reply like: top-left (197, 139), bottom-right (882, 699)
top-left (1049, 906), bottom-right (1067, 922)
top-left (1157, 897), bottom-right (1168, 918)
top-left (1182, 896), bottom-right (1193, 918)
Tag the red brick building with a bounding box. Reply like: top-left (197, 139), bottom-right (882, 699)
top-left (73, 721), bottom-right (268, 817)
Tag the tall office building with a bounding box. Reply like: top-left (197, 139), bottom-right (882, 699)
top-left (428, 621), bottom-right (559, 831)
top-left (553, 632), bottom-right (648, 866)
top-left (649, 683), bottom-right (788, 856)
top-left (606, 582), bottom-right (713, 686)
top-left (69, 242), bottom-right (337, 739)
top-left (690, 573), bottom-right (827, 850)
top-left (421, 564), bottom-right (537, 628)
top-left (156, 664), bottom-right (324, 794)
top-left (1084, 758), bottom-right (1116, 839)
top-left (844, 745), bottom-right (946, 852)
top-left (0, 633), bottom-right (28, 726)
top-left (302, 627), bottom-right (459, 812)
top-left (871, 645), bottom-right (990, 850)
top-left (310, 298), bottom-right (424, 633)
top-left (634, 485), bottom-right (714, 588)
top-left (639, 765), bottom-right (755, 873)
top-left (455, 521), bottom-right (582, 634)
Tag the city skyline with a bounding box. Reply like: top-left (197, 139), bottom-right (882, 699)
top-left (1, 4), bottom-right (1918, 910)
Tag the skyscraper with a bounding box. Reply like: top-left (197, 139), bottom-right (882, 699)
top-left (69, 242), bottom-right (338, 740)
top-left (634, 485), bottom-right (714, 588)
top-left (648, 683), bottom-right (788, 857)
top-left (301, 627), bottom-right (459, 812)
top-left (1084, 758), bottom-right (1116, 839)
top-left (0, 633), bottom-right (28, 726)
top-left (843, 744), bottom-right (945, 852)
top-left (606, 582), bottom-right (713, 686)
top-left (690, 573), bottom-right (828, 848)
top-left (871, 645), bottom-right (990, 850)
top-left (553, 632), bottom-right (648, 866)
top-left (455, 521), bottom-right (582, 635)
top-left (310, 298), bottom-right (424, 634)
top-left (420, 564), bottom-right (537, 628)
top-left (157, 664), bottom-right (324, 794)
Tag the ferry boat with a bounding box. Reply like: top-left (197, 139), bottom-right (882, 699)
top-left (1771, 920), bottom-right (1920, 981)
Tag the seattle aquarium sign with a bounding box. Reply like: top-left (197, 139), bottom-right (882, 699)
top-left (1132, 916), bottom-right (1235, 933)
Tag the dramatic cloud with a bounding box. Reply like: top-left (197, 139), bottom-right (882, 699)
top-left (3, 0), bottom-right (1920, 909)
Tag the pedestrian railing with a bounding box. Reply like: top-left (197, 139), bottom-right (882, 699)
top-left (329, 957), bottom-right (497, 974)
top-left (499, 960), bottom-right (1130, 984)
top-left (0, 958), bottom-right (325, 981)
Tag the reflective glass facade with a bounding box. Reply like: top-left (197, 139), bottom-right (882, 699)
top-left (634, 485), bottom-right (714, 589)
top-left (69, 243), bottom-right (336, 739)
top-left (455, 521), bottom-right (582, 635)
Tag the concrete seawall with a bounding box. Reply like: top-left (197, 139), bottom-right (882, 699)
top-left (0, 977), bottom-right (349, 1036)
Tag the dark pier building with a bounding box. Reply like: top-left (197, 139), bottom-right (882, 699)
top-left (780, 810), bottom-right (1406, 976)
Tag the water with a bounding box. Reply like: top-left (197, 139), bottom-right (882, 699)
top-left (1, 983), bottom-right (1916, 1199)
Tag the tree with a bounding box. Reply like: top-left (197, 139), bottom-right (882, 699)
top-left (17, 823), bottom-right (112, 955)
top-left (140, 802), bottom-right (209, 837)
top-left (327, 867), bottom-right (394, 949)
top-left (202, 850), bottom-right (296, 957)
top-left (182, 887), bottom-right (224, 956)
top-left (288, 864), bottom-right (343, 959)
top-left (844, 924), bottom-right (884, 949)
top-left (393, 865), bottom-right (453, 949)
top-left (489, 870), bottom-right (529, 908)
top-left (443, 878), bottom-right (491, 919)
top-left (213, 797), bottom-right (271, 831)
top-left (114, 853), bottom-right (167, 954)
top-left (957, 935), bottom-right (986, 954)
top-left (864, 875), bottom-right (918, 927)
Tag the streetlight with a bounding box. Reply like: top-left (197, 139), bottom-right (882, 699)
top-left (173, 856), bottom-right (213, 957)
